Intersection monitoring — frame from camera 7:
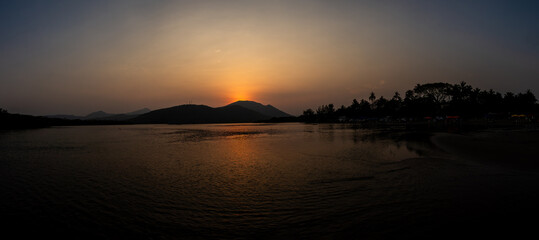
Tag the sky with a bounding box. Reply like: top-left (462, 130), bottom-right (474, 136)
top-left (1, 0), bottom-right (538, 116)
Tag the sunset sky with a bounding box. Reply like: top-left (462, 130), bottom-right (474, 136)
top-left (1, 0), bottom-right (538, 116)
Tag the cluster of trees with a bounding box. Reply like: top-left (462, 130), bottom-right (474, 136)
top-left (301, 82), bottom-right (538, 122)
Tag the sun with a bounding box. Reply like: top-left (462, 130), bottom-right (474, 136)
top-left (220, 69), bottom-right (261, 103)
top-left (225, 82), bottom-right (255, 103)
top-left (229, 91), bottom-right (251, 103)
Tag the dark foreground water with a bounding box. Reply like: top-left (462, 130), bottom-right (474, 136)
top-left (1, 123), bottom-right (538, 239)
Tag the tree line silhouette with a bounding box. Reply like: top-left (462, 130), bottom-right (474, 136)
top-left (300, 82), bottom-right (538, 122)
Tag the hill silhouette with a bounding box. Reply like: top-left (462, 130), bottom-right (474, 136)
top-left (84, 111), bottom-right (112, 119)
top-left (125, 108), bottom-right (151, 116)
top-left (19, 101), bottom-right (289, 127)
top-left (131, 104), bottom-right (272, 124)
top-left (0, 108), bottom-right (126, 130)
top-left (46, 108), bottom-right (151, 121)
top-left (227, 101), bottom-right (292, 118)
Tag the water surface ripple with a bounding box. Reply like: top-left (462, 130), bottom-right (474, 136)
top-left (1, 123), bottom-right (538, 239)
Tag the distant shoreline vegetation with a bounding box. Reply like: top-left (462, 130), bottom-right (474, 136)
top-left (297, 82), bottom-right (538, 129)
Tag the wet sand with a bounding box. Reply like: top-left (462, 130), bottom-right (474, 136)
top-left (340, 129), bottom-right (539, 239)
top-left (405, 129), bottom-right (539, 238)
top-left (432, 129), bottom-right (539, 170)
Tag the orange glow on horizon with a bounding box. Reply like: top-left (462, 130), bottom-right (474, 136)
top-left (228, 91), bottom-right (252, 103)
top-left (222, 72), bottom-right (259, 104)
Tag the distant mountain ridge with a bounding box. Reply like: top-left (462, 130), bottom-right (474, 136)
top-left (131, 101), bottom-right (291, 124)
top-left (84, 111), bottom-right (111, 119)
top-left (45, 101), bottom-right (290, 124)
top-left (3, 101), bottom-right (290, 128)
top-left (125, 108), bottom-right (151, 116)
top-left (226, 101), bottom-right (291, 118)
top-left (131, 104), bottom-right (268, 124)
top-left (46, 108), bottom-right (151, 120)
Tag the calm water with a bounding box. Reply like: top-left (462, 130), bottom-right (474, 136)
top-left (1, 123), bottom-right (538, 239)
